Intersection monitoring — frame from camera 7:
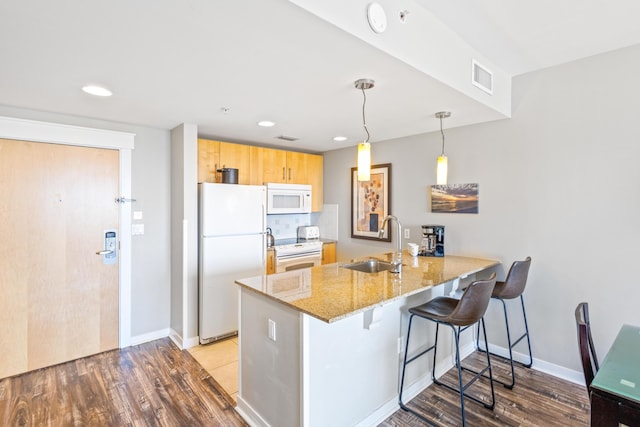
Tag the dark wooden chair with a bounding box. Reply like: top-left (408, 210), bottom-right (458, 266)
top-left (575, 302), bottom-right (599, 391)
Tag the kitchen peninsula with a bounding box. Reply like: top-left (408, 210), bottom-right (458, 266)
top-left (235, 252), bottom-right (499, 427)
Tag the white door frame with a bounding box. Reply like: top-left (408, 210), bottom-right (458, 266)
top-left (0, 115), bottom-right (135, 348)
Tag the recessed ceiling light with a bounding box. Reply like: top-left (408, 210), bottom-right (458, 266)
top-left (333, 136), bottom-right (347, 142)
top-left (82, 85), bottom-right (112, 97)
top-left (257, 120), bottom-right (275, 127)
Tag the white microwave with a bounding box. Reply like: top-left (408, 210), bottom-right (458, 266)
top-left (266, 183), bottom-right (312, 214)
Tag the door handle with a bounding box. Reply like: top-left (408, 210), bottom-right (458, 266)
top-left (96, 250), bottom-right (114, 255)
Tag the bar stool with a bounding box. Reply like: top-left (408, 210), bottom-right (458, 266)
top-left (399, 273), bottom-right (497, 427)
top-left (478, 256), bottom-right (532, 389)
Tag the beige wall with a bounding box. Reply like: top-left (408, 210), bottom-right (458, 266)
top-left (322, 43), bottom-right (640, 377)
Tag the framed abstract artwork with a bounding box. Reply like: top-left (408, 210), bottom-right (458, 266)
top-left (351, 163), bottom-right (391, 241)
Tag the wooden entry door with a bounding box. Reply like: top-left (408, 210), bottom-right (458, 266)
top-left (0, 138), bottom-right (120, 379)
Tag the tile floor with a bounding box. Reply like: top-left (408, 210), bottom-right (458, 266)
top-left (188, 336), bottom-right (239, 403)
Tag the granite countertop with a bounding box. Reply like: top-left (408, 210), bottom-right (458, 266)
top-left (235, 251), bottom-right (499, 323)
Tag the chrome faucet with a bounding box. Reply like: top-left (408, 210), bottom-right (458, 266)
top-left (378, 215), bottom-right (402, 273)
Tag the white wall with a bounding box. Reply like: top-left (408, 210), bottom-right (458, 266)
top-left (322, 44), bottom-right (640, 372)
top-left (0, 104), bottom-right (172, 341)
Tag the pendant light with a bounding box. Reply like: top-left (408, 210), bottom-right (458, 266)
top-left (355, 78), bottom-right (375, 181)
top-left (435, 111), bottom-right (451, 185)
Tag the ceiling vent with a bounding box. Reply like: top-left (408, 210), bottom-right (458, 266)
top-left (275, 135), bottom-right (299, 142)
top-left (472, 59), bottom-right (493, 95)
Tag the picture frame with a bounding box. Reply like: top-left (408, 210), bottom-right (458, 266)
top-left (430, 183), bottom-right (479, 213)
top-left (351, 163), bottom-right (391, 241)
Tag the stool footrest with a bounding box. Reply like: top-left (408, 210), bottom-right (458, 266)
top-left (405, 344), bottom-right (436, 366)
top-left (462, 364), bottom-right (514, 390)
top-left (434, 368), bottom-right (496, 410)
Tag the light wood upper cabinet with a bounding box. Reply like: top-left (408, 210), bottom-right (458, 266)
top-left (197, 138), bottom-right (220, 183)
top-left (198, 139), bottom-right (250, 184)
top-left (198, 139), bottom-right (324, 211)
top-left (219, 141), bottom-right (251, 184)
top-left (259, 147), bottom-right (288, 183)
top-left (285, 151), bottom-right (307, 184)
top-left (307, 154), bottom-right (323, 212)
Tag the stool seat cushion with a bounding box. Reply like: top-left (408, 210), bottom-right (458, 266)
top-left (409, 274), bottom-right (496, 327)
top-left (491, 280), bottom-right (508, 298)
top-left (409, 296), bottom-right (459, 322)
top-left (491, 257), bottom-right (531, 300)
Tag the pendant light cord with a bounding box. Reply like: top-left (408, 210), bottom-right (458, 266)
top-left (439, 116), bottom-right (445, 156)
top-left (361, 88), bottom-right (370, 144)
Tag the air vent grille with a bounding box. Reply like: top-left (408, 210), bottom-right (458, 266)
top-left (275, 135), bottom-right (299, 142)
top-left (472, 59), bottom-right (493, 95)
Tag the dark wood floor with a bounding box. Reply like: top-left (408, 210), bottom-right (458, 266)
top-left (0, 338), bottom-right (246, 426)
top-left (381, 352), bottom-right (590, 426)
top-left (0, 339), bottom-right (589, 426)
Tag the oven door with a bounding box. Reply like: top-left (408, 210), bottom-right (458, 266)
top-left (275, 252), bottom-right (322, 273)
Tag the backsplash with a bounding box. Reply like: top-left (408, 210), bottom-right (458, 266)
top-left (267, 214), bottom-right (311, 239)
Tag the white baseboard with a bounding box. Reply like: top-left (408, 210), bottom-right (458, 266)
top-left (130, 328), bottom-right (170, 346)
top-left (236, 396), bottom-right (270, 427)
top-left (479, 340), bottom-right (586, 386)
top-left (167, 329), bottom-right (200, 350)
top-left (183, 335), bottom-right (200, 349)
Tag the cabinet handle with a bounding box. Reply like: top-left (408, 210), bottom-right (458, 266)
top-left (282, 167), bottom-right (286, 180)
top-left (289, 168), bottom-right (292, 181)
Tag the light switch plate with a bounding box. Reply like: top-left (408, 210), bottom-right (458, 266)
top-left (268, 319), bottom-right (277, 341)
top-left (133, 211), bottom-right (143, 220)
top-left (132, 223), bottom-right (145, 235)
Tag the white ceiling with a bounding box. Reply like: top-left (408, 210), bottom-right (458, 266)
top-left (1, 0), bottom-right (639, 153)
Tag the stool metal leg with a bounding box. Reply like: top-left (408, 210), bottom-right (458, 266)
top-left (399, 316), bottom-right (496, 427)
top-left (435, 321), bottom-right (495, 426)
top-left (477, 295), bottom-right (533, 389)
top-left (398, 314), bottom-right (439, 427)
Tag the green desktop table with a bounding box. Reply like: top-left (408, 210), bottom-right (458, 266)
top-left (590, 324), bottom-right (640, 426)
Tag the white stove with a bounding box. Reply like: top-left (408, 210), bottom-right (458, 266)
top-left (274, 238), bottom-right (323, 257)
top-left (273, 238), bottom-right (323, 272)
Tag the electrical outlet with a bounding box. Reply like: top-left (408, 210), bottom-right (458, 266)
top-left (397, 336), bottom-right (404, 354)
top-left (404, 228), bottom-right (410, 239)
top-left (268, 319), bottom-right (277, 341)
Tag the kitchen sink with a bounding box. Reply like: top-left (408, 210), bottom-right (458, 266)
top-left (342, 259), bottom-right (397, 273)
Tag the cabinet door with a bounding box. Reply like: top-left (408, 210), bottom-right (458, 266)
top-left (307, 154), bottom-right (323, 212)
top-left (261, 147), bottom-right (287, 183)
top-left (219, 142), bottom-right (251, 184)
top-left (197, 138), bottom-right (220, 183)
top-left (322, 242), bottom-right (336, 265)
top-left (266, 250), bottom-right (275, 274)
top-left (286, 151), bottom-right (307, 184)
top-left (249, 146), bottom-right (265, 185)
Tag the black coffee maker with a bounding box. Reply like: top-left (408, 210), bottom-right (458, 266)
top-left (420, 225), bottom-right (445, 257)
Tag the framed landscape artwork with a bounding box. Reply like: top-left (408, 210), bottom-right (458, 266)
top-left (351, 163), bottom-right (391, 241)
top-left (430, 183), bottom-right (479, 213)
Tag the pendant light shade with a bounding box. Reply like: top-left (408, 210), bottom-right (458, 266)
top-left (355, 78), bottom-right (375, 181)
top-left (436, 155), bottom-right (448, 185)
top-left (435, 111), bottom-right (451, 185)
top-left (357, 142), bottom-right (371, 181)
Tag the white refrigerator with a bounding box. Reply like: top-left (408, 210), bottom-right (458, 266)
top-left (198, 183), bottom-right (266, 344)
